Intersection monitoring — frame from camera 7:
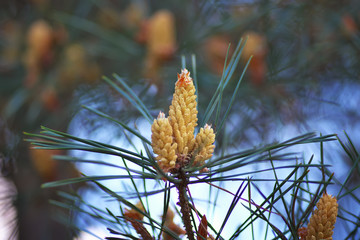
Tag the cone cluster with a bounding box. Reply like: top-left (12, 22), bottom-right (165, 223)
top-left (151, 69), bottom-right (215, 173)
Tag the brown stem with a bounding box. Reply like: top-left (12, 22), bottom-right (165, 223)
top-left (176, 170), bottom-right (195, 240)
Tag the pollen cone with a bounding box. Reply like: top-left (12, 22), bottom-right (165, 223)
top-left (169, 69), bottom-right (198, 154)
top-left (306, 193), bottom-right (338, 240)
top-left (151, 112), bottom-right (178, 172)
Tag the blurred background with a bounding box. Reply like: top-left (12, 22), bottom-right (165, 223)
top-left (1, 0), bottom-right (360, 239)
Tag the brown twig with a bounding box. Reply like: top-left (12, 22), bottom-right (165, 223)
top-left (176, 169), bottom-right (195, 240)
